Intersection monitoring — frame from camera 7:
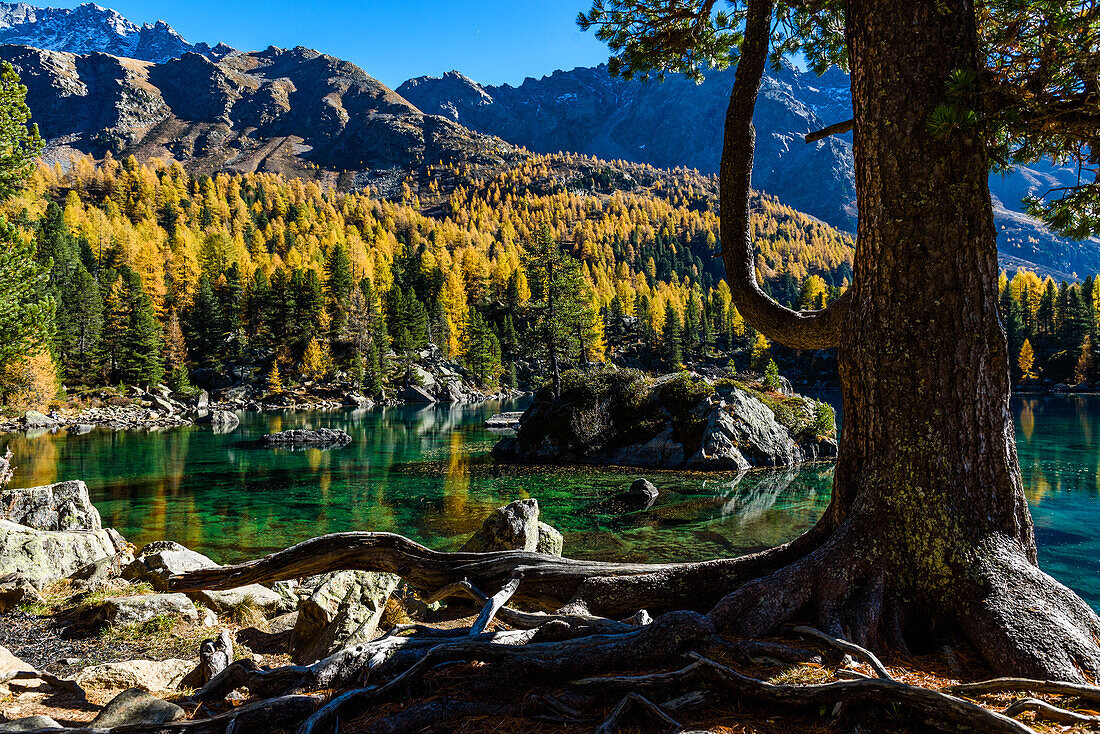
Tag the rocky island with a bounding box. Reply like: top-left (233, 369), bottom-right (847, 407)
top-left (493, 368), bottom-right (836, 471)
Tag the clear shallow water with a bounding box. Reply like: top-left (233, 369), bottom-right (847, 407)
top-left (2, 395), bottom-right (1098, 609)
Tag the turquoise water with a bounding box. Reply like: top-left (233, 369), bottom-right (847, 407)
top-left (3, 395), bottom-right (1098, 609)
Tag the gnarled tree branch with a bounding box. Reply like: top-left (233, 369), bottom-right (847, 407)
top-left (720, 0), bottom-right (850, 350)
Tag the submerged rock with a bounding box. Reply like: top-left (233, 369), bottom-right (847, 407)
top-left (0, 479), bottom-right (102, 531)
top-left (493, 367), bottom-right (836, 471)
top-left (262, 428), bottom-right (352, 446)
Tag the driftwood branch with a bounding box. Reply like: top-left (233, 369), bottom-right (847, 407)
top-left (425, 576), bottom-right (642, 634)
top-left (1002, 697), bottom-right (1100, 724)
top-left (948, 677), bottom-right (1100, 704)
top-left (167, 531), bottom-right (679, 612)
top-left (470, 572), bottom-right (523, 635)
top-left (805, 118), bottom-right (855, 143)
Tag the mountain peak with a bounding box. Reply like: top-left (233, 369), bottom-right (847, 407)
top-left (0, 1), bottom-right (214, 63)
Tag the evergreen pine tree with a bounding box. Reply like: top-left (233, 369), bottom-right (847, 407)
top-left (661, 303), bottom-right (682, 367)
top-left (115, 268), bottom-right (163, 386)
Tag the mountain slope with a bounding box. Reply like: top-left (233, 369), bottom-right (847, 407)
top-left (398, 64), bottom-right (1100, 280)
top-left (0, 2), bottom-right (212, 62)
top-left (0, 44), bottom-right (529, 198)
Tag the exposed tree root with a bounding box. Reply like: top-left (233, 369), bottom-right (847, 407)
top-left (161, 527), bottom-right (1100, 732)
top-left (13, 695), bottom-right (322, 733)
top-left (594, 692), bottom-right (681, 734)
top-left (957, 540), bottom-right (1100, 681)
top-left (1001, 697), bottom-right (1100, 725)
top-left (354, 698), bottom-right (520, 734)
top-left (949, 677), bottom-right (1100, 702)
top-left (166, 528), bottom-right (823, 617)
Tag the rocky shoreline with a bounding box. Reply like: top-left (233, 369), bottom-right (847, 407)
top-left (0, 475), bottom-right (562, 730)
top-left (0, 381), bottom-right (528, 436)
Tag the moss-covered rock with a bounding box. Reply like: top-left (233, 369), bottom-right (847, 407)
top-left (493, 367), bottom-right (836, 470)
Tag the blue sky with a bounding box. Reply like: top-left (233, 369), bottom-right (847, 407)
top-left (91, 0), bottom-right (612, 88)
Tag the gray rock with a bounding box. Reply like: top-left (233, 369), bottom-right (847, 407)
top-left (0, 644), bottom-right (35, 676)
top-left (0, 520), bottom-right (126, 587)
top-left (93, 593), bottom-right (199, 628)
top-left (629, 478), bottom-right (659, 501)
top-left (68, 550), bottom-right (135, 591)
top-left (262, 428), bottom-right (352, 446)
top-left (704, 391), bottom-right (803, 468)
top-left (150, 395), bottom-right (175, 415)
top-left (89, 688), bottom-right (185, 727)
top-left (195, 409), bottom-right (239, 433)
top-left (343, 392), bottom-right (373, 407)
top-left (398, 384), bottom-right (436, 403)
top-left (412, 365), bottom-right (437, 389)
top-left (293, 570), bottom-right (399, 664)
top-left (187, 584), bottom-right (284, 616)
top-left (0, 716), bottom-right (61, 731)
top-left (73, 659), bottom-right (193, 692)
top-left (21, 410), bottom-right (56, 428)
top-left (460, 499), bottom-right (541, 553)
top-left (0, 480), bottom-right (102, 531)
top-left (0, 573), bottom-right (43, 612)
top-left (485, 412), bottom-right (523, 429)
top-left (69, 424), bottom-right (96, 435)
top-left (536, 522), bottom-right (564, 556)
top-left (122, 541), bottom-right (219, 590)
top-left (610, 426), bottom-right (686, 467)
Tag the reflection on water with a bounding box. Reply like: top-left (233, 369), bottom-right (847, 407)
top-left (3, 394), bottom-right (1099, 609)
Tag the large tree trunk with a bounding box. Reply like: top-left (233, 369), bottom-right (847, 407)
top-left (712, 0), bottom-right (1100, 680)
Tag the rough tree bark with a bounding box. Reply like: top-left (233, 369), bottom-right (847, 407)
top-left (709, 0), bottom-right (1100, 680)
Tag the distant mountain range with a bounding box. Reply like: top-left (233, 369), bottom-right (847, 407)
top-left (0, 2), bottom-right (1096, 279)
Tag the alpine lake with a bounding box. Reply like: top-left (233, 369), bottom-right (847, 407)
top-left (4, 393), bottom-right (1098, 610)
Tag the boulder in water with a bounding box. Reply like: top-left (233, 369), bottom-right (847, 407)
top-left (262, 428), bottom-right (352, 446)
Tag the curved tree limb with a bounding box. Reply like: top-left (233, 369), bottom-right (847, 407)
top-left (167, 528), bottom-right (828, 619)
top-left (719, 0), bottom-right (851, 350)
top-left (167, 531), bottom-right (681, 610)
